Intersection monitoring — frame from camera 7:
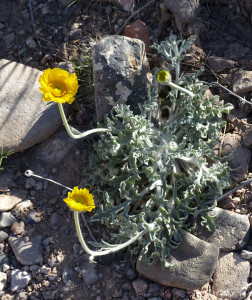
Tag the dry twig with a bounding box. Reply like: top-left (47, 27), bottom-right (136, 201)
top-left (28, 0), bottom-right (41, 51)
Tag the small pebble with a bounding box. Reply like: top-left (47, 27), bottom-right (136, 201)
top-left (34, 182), bottom-right (43, 191)
top-left (241, 250), bottom-right (252, 260)
top-left (132, 278), bottom-right (148, 294)
top-left (25, 178), bottom-right (36, 189)
top-left (0, 231), bottom-right (8, 242)
top-left (25, 38), bottom-right (36, 49)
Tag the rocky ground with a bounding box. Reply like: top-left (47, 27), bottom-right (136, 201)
top-left (1, 0), bottom-right (252, 299)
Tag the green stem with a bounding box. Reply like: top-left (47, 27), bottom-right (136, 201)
top-left (74, 211), bottom-right (152, 260)
top-left (58, 103), bottom-right (108, 139)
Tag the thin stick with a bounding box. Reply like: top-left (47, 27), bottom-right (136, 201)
top-left (28, 0), bottom-right (41, 51)
top-left (216, 177), bottom-right (252, 202)
top-left (81, 213), bottom-right (97, 243)
top-left (116, 0), bottom-right (156, 35)
top-left (202, 81), bottom-right (252, 106)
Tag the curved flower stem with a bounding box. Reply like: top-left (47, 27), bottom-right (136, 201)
top-left (168, 82), bottom-right (195, 98)
top-left (74, 211), bottom-right (151, 260)
top-left (58, 103), bottom-right (108, 139)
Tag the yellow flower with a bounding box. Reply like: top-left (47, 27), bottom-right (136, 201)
top-left (158, 70), bottom-right (171, 85)
top-left (39, 68), bottom-right (78, 104)
top-left (63, 187), bottom-right (95, 212)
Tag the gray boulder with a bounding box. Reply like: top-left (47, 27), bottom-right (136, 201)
top-left (196, 207), bottom-right (250, 251)
top-left (0, 59), bottom-right (69, 154)
top-left (136, 230), bottom-right (219, 290)
top-left (92, 35), bottom-right (152, 122)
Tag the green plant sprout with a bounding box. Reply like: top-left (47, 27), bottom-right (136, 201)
top-left (0, 146), bottom-right (14, 172)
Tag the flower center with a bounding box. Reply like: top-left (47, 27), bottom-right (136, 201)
top-left (50, 81), bottom-right (67, 97)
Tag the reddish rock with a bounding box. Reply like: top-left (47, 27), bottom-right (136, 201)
top-left (124, 19), bottom-right (151, 52)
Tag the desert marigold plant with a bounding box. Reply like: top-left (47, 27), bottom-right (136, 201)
top-left (39, 68), bottom-right (78, 104)
top-left (33, 34), bottom-right (235, 269)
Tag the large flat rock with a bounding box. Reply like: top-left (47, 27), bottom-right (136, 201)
top-left (0, 59), bottom-right (68, 154)
top-left (136, 230), bottom-right (219, 290)
top-left (196, 207), bottom-right (250, 251)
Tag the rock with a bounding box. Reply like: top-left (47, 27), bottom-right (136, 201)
top-left (183, 44), bottom-right (206, 67)
top-left (136, 230), bottom-right (219, 290)
top-left (0, 212), bottom-right (16, 228)
top-left (0, 190), bottom-right (27, 212)
top-left (32, 128), bottom-right (80, 165)
top-left (11, 221), bottom-right (25, 236)
top-left (3, 33), bottom-right (15, 47)
top-left (233, 118), bottom-right (252, 148)
top-left (55, 61), bottom-right (75, 74)
top-left (62, 268), bottom-right (74, 284)
top-left (172, 287), bottom-right (186, 298)
top-left (241, 250), bottom-right (252, 260)
top-left (80, 261), bottom-right (99, 286)
top-left (233, 70), bottom-right (252, 94)
top-left (26, 210), bottom-right (40, 224)
top-left (126, 267), bottom-right (137, 280)
top-left (92, 35), bottom-right (152, 122)
top-left (164, 0), bottom-right (199, 29)
top-left (0, 272), bottom-right (7, 292)
top-left (41, 6), bottom-right (50, 16)
top-left (50, 212), bottom-right (59, 226)
top-left (69, 29), bottom-right (82, 40)
top-left (41, 266), bottom-right (51, 275)
top-left (16, 292), bottom-right (28, 300)
top-left (213, 133), bottom-right (251, 180)
top-left (212, 252), bottom-right (250, 299)
top-left (10, 269), bottom-right (32, 292)
top-left (124, 19), bottom-right (151, 52)
top-left (15, 200), bottom-right (33, 213)
top-left (0, 254), bottom-right (9, 272)
top-left (9, 235), bottom-right (43, 265)
top-left (206, 56), bottom-right (236, 73)
top-left (25, 178), bottom-right (36, 189)
top-left (0, 231), bottom-right (8, 242)
top-left (25, 38), bottom-right (36, 49)
top-left (132, 278), bottom-right (148, 294)
top-left (196, 207), bottom-right (250, 251)
top-left (116, 0), bottom-right (135, 12)
top-left (0, 59), bottom-right (69, 154)
top-left (218, 196), bottom-right (236, 209)
top-left (0, 169), bottom-right (16, 192)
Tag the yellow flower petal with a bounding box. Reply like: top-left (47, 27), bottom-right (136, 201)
top-left (39, 68), bottom-right (78, 104)
top-left (158, 70), bottom-right (171, 85)
top-left (63, 187), bottom-right (95, 212)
